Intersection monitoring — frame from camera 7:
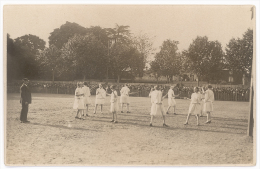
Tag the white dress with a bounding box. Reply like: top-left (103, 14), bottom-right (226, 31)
top-left (203, 89), bottom-right (214, 112)
top-left (82, 86), bottom-right (91, 105)
top-left (120, 86), bottom-right (130, 104)
top-left (95, 88), bottom-right (106, 105)
top-left (73, 88), bottom-right (85, 110)
top-left (168, 89), bottom-right (176, 106)
top-left (110, 90), bottom-right (119, 112)
top-left (188, 93), bottom-right (201, 115)
top-left (150, 90), bottom-right (166, 116)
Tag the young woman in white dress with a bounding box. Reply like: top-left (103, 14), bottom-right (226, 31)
top-left (120, 84), bottom-right (131, 113)
top-left (82, 82), bottom-right (91, 118)
top-left (150, 85), bottom-right (168, 127)
top-left (164, 85), bottom-right (179, 115)
top-left (184, 87), bottom-right (201, 126)
top-left (106, 85), bottom-right (119, 123)
top-left (73, 82), bottom-right (85, 119)
top-left (94, 83), bottom-right (106, 114)
top-left (203, 85), bottom-right (214, 124)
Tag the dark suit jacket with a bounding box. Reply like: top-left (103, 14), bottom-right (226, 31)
top-left (20, 84), bottom-right (32, 104)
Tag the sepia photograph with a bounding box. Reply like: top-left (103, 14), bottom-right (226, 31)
top-left (2, 1), bottom-right (258, 167)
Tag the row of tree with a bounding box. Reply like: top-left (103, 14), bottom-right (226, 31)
top-left (7, 22), bottom-right (153, 83)
top-left (7, 21), bottom-right (253, 84)
top-left (150, 29), bottom-right (253, 84)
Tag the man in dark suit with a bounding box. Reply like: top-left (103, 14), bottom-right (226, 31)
top-left (20, 78), bottom-right (32, 123)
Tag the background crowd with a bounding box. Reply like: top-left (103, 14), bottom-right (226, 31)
top-left (7, 81), bottom-right (250, 102)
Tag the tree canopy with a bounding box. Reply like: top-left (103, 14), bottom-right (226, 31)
top-left (7, 21), bottom-right (253, 85)
top-left (225, 29), bottom-right (253, 78)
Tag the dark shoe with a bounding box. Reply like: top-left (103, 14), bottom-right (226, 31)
top-left (150, 123), bottom-right (153, 127)
top-left (20, 121), bottom-right (24, 123)
top-left (24, 121), bottom-right (30, 123)
top-left (173, 113), bottom-right (177, 115)
top-left (121, 111), bottom-right (124, 113)
top-left (184, 122), bottom-right (188, 125)
top-left (166, 112), bottom-right (169, 114)
top-left (111, 120), bottom-right (114, 122)
top-left (127, 111), bottom-right (130, 113)
top-left (85, 114), bottom-right (89, 116)
top-left (163, 123), bottom-right (169, 127)
top-left (114, 121), bottom-right (118, 123)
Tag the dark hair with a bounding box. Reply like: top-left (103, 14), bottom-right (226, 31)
top-left (110, 85), bottom-right (116, 90)
top-left (194, 87), bottom-right (199, 92)
top-left (84, 82), bottom-right (88, 85)
top-left (154, 85), bottom-right (159, 90)
top-left (208, 85), bottom-right (212, 89)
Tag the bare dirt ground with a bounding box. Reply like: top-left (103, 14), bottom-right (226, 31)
top-left (5, 93), bottom-right (254, 166)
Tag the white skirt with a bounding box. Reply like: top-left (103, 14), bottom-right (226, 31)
top-left (168, 98), bottom-right (176, 106)
top-left (188, 103), bottom-right (201, 115)
top-left (203, 101), bottom-right (213, 112)
top-left (95, 98), bottom-right (105, 105)
top-left (73, 97), bottom-right (85, 110)
top-left (110, 101), bottom-right (119, 112)
top-left (84, 96), bottom-right (91, 105)
top-left (120, 95), bottom-right (129, 104)
top-left (150, 103), bottom-right (166, 116)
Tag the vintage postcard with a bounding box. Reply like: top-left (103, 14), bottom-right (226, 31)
top-left (2, 3), bottom-right (257, 167)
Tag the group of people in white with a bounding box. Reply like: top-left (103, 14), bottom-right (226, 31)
top-left (73, 82), bottom-right (214, 126)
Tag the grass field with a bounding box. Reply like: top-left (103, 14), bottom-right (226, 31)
top-left (5, 93), bottom-right (254, 166)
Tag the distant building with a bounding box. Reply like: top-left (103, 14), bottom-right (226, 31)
top-left (221, 69), bottom-right (249, 85)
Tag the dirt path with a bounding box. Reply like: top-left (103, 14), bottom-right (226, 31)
top-left (5, 93), bottom-right (254, 166)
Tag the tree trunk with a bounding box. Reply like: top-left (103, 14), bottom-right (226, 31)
top-left (197, 76), bottom-right (199, 86)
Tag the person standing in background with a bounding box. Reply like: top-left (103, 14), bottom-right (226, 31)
top-left (20, 78), bottom-right (31, 123)
top-left (94, 83), bottom-right (106, 114)
top-left (73, 82), bottom-right (85, 119)
top-left (150, 85), bottom-right (168, 127)
top-left (106, 85), bottom-right (119, 123)
top-left (165, 85), bottom-right (179, 115)
top-left (204, 85), bottom-right (215, 124)
top-left (82, 82), bottom-right (91, 117)
top-left (120, 83), bottom-right (131, 113)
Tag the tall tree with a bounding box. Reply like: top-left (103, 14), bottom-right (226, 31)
top-left (61, 33), bottom-right (107, 80)
top-left (153, 40), bottom-right (180, 83)
top-left (131, 32), bottom-right (155, 77)
top-left (13, 34), bottom-right (46, 79)
top-left (150, 59), bottom-right (163, 84)
top-left (49, 21), bottom-right (87, 49)
top-left (105, 24), bottom-right (131, 44)
top-left (86, 26), bottom-right (109, 46)
top-left (185, 36), bottom-right (224, 85)
top-left (7, 34), bottom-right (19, 81)
top-left (109, 41), bottom-right (141, 83)
top-left (37, 44), bottom-right (62, 82)
top-left (225, 29), bottom-right (253, 79)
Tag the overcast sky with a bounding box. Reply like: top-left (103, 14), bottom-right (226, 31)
top-left (4, 5), bottom-right (254, 53)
